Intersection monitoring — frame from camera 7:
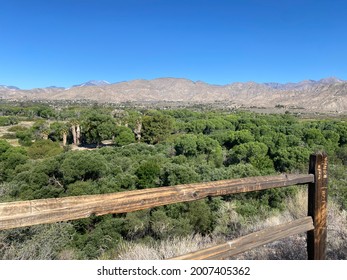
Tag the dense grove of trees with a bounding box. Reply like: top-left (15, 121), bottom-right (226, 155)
top-left (0, 103), bottom-right (346, 259)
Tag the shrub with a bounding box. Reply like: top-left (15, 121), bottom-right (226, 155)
top-left (113, 126), bottom-right (135, 146)
top-left (135, 160), bottom-right (161, 188)
top-left (7, 125), bottom-right (27, 132)
top-left (60, 151), bottom-right (108, 184)
top-left (0, 223), bottom-right (75, 260)
top-left (0, 116), bottom-right (18, 126)
top-left (27, 139), bottom-right (63, 159)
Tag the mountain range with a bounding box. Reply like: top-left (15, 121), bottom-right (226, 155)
top-left (1, 77), bottom-right (346, 113)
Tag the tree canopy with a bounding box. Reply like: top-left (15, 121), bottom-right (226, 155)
top-left (1, 105), bottom-right (347, 260)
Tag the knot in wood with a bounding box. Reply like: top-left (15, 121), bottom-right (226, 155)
top-left (191, 191), bottom-right (199, 198)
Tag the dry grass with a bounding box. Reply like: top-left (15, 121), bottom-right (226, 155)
top-left (0, 223), bottom-right (74, 260)
top-left (109, 190), bottom-right (347, 260)
top-left (233, 189), bottom-right (347, 260)
top-left (114, 234), bottom-right (219, 260)
top-left (326, 201), bottom-right (347, 259)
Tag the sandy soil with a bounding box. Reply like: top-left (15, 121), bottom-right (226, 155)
top-left (0, 121), bottom-right (35, 147)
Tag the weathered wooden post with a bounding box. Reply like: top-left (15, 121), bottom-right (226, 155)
top-left (307, 152), bottom-right (328, 260)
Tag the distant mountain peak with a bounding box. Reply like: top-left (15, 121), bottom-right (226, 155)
top-left (264, 76), bottom-right (345, 90)
top-left (0, 85), bottom-right (20, 90)
top-left (46, 86), bottom-right (64, 89)
top-left (1, 77), bottom-right (347, 113)
top-left (318, 77), bottom-right (344, 84)
top-left (72, 80), bottom-right (110, 87)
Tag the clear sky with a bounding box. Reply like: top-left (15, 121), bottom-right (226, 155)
top-left (0, 0), bottom-right (346, 89)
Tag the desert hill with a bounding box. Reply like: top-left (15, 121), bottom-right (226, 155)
top-left (1, 77), bottom-right (346, 113)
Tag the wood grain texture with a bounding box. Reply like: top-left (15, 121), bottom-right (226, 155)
top-left (0, 174), bottom-right (314, 230)
top-left (307, 153), bottom-right (328, 260)
top-left (169, 216), bottom-right (314, 260)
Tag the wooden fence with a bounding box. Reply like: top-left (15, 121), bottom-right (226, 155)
top-left (0, 153), bottom-right (328, 260)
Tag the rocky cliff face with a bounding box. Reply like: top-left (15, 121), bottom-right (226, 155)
top-left (1, 77), bottom-right (346, 113)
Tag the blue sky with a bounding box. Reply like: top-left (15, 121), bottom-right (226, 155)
top-left (0, 0), bottom-right (346, 89)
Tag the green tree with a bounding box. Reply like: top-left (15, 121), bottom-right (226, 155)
top-left (60, 151), bottom-right (108, 184)
top-left (303, 128), bottom-right (326, 147)
top-left (65, 181), bottom-right (96, 196)
top-left (82, 112), bottom-right (117, 145)
top-left (0, 146), bottom-right (28, 181)
top-left (323, 130), bottom-right (340, 154)
top-left (113, 126), bottom-right (135, 146)
top-left (27, 140), bottom-right (63, 159)
top-left (337, 145), bottom-right (347, 165)
top-left (36, 106), bottom-right (56, 119)
top-left (141, 113), bottom-right (174, 144)
top-left (227, 142), bottom-right (268, 164)
top-left (135, 160), bottom-right (161, 188)
top-left (230, 130), bottom-right (255, 147)
top-left (185, 200), bottom-right (213, 234)
top-left (273, 146), bottom-right (311, 172)
top-left (174, 134), bottom-right (198, 156)
top-left (196, 135), bottom-right (223, 167)
top-left (161, 163), bottom-right (200, 186)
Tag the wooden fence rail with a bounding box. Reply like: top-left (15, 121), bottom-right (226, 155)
top-left (0, 153), bottom-right (328, 260)
top-left (170, 216), bottom-right (314, 260)
top-left (0, 174), bottom-right (313, 230)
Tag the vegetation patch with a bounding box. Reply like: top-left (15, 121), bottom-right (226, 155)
top-left (0, 102), bottom-right (346, 259)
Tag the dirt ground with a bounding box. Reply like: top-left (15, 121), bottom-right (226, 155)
top-left (0, 121), bottom-right (35, 147)
top-left (0, 121), bottom-right (114, 150)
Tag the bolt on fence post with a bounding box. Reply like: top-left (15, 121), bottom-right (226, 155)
top-left (307, 152), bottom-right (328, 260)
